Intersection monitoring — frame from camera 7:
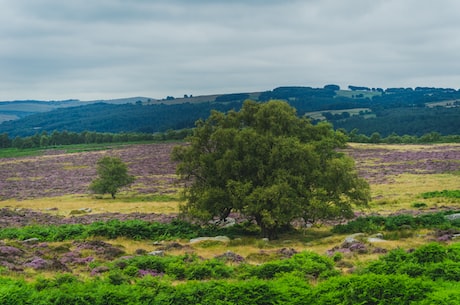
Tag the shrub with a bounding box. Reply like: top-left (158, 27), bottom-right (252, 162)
top-left (411, 202), bottom-right (427, 208)
top-left (243, 251), bottom-right (337, 280)
top-left (421, 190), bottom-right (460, 199)
top-left (332, 216), bottom-right (385, 234)
top-left (412, 243), bottom-right (448, 264)
top-left (309, 274), bottom-right (433, 305)
top-left (384, 214), bottom-right (415, 231)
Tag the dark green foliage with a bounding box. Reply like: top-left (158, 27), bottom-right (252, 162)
top-left (309, 274), bottom-right (433, 305)
top-left (173, 100), bottom-right (370, 238)
top-left (421, 190), bottom-right (460, 199)
top-left (332, 215), bottom-right (386, 234)
top-left (412, 243), bottom-right (447, 264)
top-left (365, 243), bottom-right (460, 282)
top-left (332, 212), bottom-right (458, 234)
top-left (0, 219), bottom-right (222, 242)
top-left (384, 214), bottom-right (415, 231)
top-left (0, 278), bottom-right (34, 305)
top-left (243, 251), bottom-right (338, 280)
top-left (89, 156), bottom-right (135, 199)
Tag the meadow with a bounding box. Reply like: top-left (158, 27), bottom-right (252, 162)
top-left (0, 142), bottom-right (459, 304)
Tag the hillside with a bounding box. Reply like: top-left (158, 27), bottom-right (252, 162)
top-left (0, 142), bottom-right (459, 303)
top-left (0, 85), bottom-right (459, 137)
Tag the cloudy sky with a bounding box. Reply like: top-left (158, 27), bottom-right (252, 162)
top-left (1, 0), bottom-right (460, 101)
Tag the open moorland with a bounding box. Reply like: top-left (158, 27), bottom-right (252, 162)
top-left (0, 142), bottom-right (459, 304)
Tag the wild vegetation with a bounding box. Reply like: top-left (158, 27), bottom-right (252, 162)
top-left (0, 137), bottom-right (458, 303)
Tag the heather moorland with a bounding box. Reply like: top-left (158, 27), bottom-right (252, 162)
top-left (0, 142), bottom-right (459, 304)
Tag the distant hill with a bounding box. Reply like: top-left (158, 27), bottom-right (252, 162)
top-left (0, 97), bottom-right (154, 124)
top-left (0, 85), bottom-right (459, 137)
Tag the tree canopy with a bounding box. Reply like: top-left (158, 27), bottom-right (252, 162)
top-left (89, 156), bottom-right (135, 199)
top-left (173, 100), bottom-right (370, 237)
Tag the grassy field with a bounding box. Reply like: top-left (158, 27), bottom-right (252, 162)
top-left (304, 107), bottom-right (372, 120)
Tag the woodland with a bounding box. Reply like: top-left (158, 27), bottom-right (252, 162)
top-left (0, 85), bottom-right (459, 138)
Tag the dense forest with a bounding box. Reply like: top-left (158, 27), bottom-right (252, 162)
top-left (0, 85), bottom-right (459, 137)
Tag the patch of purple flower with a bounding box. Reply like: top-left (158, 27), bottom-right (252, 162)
top-left (24, 257), bottom-right (50, 270)
top-left (0, 246), bottom-right (23, 257)
top-left (90, 266), bottom-right (110, 276)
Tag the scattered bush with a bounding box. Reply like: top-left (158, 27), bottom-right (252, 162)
top-left (309, 274), bottom-right (433, 305)
top-left (333, 212), bottom-right (459, 234)
top-left (421, 190), bottom-right (460, 199)
top-left (332, 215), bottom-right (385, 234)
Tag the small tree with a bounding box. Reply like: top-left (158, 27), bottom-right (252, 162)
top-left (89, 156), bottom-right (135, 199)
top-left (173, 100), bottom-right (370, 238)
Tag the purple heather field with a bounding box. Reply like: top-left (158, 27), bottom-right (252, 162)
top-left (0, 143), bottom-right (459, 200)
top-left (0, 143), bottom-right (178, 200)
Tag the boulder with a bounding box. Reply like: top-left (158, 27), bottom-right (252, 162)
top-left (189, 236), bottom-right (230, 244)
top-left (445, 213), bottom-right (460, 221)
top-left (342, 233), bottom-right (365, 247)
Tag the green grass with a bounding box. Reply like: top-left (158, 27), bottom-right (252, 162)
top-left (0, 140), bottom-right (164, 158)
top-left (305, 108), bottom-right (372, 120)
top-left (0, 147), bottom-right (45, 158)
top-left (421, 190), bottom-right (460, 199)
top-left (335, 90), bottom-right (381, 99)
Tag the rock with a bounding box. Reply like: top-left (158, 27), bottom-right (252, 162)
top-left (210, 217), bottom-right (236, 228)
top-left (445, 213), bottom-right (460, 221)
top-left (148, 250), bottom-right (164, 257)
top-left (368, 237), bottom-right (386, 243)
top-left (343, 233), bottom-right (366, 244)
top-left (21, 238), bottom-right (40, 244)
top-left (342, 233), bottom-right (365, 247)
top-left (189, 236), bottom-right (230, 244)
top-left (69, 208), bottom-right (92, 215)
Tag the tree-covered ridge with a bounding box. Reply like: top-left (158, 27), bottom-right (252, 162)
top-left (0, 85), bottom-right (459, 137)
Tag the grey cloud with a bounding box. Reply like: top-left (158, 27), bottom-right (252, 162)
top-left (1, 0), bottom-right (460, 100)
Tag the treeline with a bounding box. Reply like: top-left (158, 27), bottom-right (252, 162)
top-left (0, 129), bottom-right (192, 149)
top-left (1, 128), bottom-right (458, 150)
top-left (345, 130), bottom-right (460, 144)
top-left (331, 107), bottom-right (460, 137)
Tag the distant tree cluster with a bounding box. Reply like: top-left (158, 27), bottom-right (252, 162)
top-left (0, 129), bottom-right (192, 150)
top-left (345, 130), bottom-right (460, 144)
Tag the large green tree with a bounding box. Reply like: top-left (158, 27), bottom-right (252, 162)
top-left (173, 100), bottom-right (370, 237)
top-left (89, 156), bottom-right (135, 199)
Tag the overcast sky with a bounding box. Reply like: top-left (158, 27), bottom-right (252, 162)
top-left (1, 0), bottom-right (460, 101)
